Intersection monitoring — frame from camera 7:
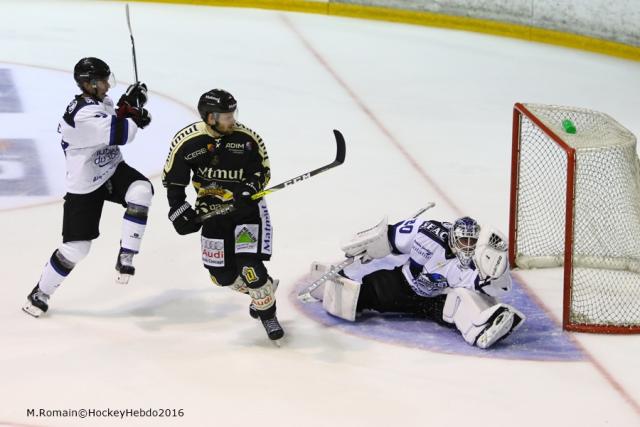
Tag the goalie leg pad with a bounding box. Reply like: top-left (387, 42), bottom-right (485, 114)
top-left (310, 261), bottom-right (332, 282)
top-left (442, 288), bottom-right (525, 348)
top-left (322, 276), bottom-right (362, 321)
top-left (475, 305), bottom-right (525, 349)
top-left (307, 261), bottom-right (345, 301)
top-left (340, 216), bottom-right (392, 259)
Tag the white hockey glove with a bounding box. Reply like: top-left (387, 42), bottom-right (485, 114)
top-left (340, 216), bottom-right (392, 259)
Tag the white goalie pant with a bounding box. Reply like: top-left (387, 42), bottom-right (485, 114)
top-left (442, 288), bottom-right (525, 349)
top-left (322, 276), bottom-right (362, 322)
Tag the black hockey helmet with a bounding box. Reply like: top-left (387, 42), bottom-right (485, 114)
top-left (197, 89), bottom-right (237, 121)
top-left (73, 57), bottom-right (112, 84)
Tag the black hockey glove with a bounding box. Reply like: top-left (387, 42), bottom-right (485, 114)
top-left (119, 82), bottom-right (148, 108)
top-left (168, 202), bottom-right (202, 235)
top-left (232, 180), bottom-right (260, 209)
top-left (130, 107), bottom-right (151, 129)
top-left (116, 103), bottom-right (152, 129)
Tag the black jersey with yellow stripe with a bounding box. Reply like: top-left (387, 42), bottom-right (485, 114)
top-left (162, 121), bottom-right (270, 207)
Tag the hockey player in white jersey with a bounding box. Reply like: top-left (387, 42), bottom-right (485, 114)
top-left (23, 57), bottom-right (153, 317)
top-left (308, 215), bottom-right (525, 349)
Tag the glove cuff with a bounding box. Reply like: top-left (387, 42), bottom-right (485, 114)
top-left (169, 202), bottom-right (191, 222)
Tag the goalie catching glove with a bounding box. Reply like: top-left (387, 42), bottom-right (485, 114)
top-left (340, 216), bottom-right (392, 259)
top-left (473, 228), bottom-right (511, 298)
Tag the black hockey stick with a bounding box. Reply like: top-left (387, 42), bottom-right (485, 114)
top-left (195, 129), bottom-right (346, 223)
top-left (125, 4), bottom-right (139, 83)
top-left (254, 129), bottom-right (346, 199)
top-left (297, 203), bottom-right (436, 303)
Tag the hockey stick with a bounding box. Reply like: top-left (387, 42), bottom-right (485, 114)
top-left (125, 4), bottom-right (139, 83)
top-left (297, 202), bottom-right (436, 303)
top-left (195, 129), bottom-right (346, 223)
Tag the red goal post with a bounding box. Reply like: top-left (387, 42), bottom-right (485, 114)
top-left (509, 103), bottom-right (640, 333)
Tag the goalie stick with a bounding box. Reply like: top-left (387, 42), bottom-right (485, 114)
top-left (297, 202), bottom-right (436, 303)
top-left (195, 129), bottom-right (346, 223)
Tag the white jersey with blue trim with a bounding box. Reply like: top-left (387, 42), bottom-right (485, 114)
top-left (389, 218), bottom-right (479, 296)
top-left (58, 95), bottom-right (139, 194)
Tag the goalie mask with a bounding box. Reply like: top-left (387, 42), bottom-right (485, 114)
top-left (449, 216), bottom-right (480, 267)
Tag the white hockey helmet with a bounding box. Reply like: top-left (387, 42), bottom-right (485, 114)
top-left (449, 216), bottom-right (480, 267)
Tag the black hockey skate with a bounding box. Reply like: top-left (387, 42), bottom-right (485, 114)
top-left (115, 248), bottom-right (136, 285)
top-left (261, 315), bottom-right (285, 342)
top-left (249, 304), bottom-right (260, 319)
top-left (22, 285), bottom-right (50, 318)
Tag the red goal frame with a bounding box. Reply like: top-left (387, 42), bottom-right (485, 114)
top-left (509, 102), bottom-right (640, 334)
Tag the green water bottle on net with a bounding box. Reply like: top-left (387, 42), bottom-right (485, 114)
top-left (562, 119), bottom-right (576, 134)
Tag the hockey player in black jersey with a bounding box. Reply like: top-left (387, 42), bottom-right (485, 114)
top-left (307, 216), bottom-right (525, 349)
top-left (23, 57), bottom-right (153, 318)
top-left (162, 89), bottom-right (283, 342)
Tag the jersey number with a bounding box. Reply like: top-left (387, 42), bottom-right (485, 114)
top-left (398, 219), bottom-right (416, 234)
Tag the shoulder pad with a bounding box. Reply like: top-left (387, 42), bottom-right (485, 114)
top-left (418, 220), bottom-right (455, 258)
top-left (233, 122), bottom-right (263, 144)
top-left (168, 124), bottom-right (211, 161)
top-left (171, 122), bottom-right (202, 143)
top-left (62, 96), bottom-right (101, 127)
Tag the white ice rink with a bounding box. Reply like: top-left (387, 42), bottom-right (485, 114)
top-left (1, 1), bottom-right (639, 426)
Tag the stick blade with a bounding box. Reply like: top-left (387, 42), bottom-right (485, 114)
top-left (297, 291), bottom-right (320, 303)
top-left (333, 129), bottom-right (346, 164)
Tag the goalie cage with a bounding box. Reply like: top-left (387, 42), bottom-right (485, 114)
top-left (509, 102), bottom-right (640, 333)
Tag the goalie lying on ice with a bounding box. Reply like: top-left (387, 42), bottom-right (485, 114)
top-left (308, 215), bottom-right (525, 349)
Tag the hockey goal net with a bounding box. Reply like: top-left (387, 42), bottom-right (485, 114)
top-left (509, 103), bottom-right (640, 333)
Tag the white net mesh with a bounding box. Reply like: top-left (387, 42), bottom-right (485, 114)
top-left (514, 103), bottom-right (640, 329)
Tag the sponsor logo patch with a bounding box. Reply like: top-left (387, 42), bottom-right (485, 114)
top-left (185, 147), bottom-right (207, 160)
top-left (235, 224), bottom-right (259, 253)
top-left (225, 142), bottom-right (245, 153)
top-left (412, 243), bottom-right (433, 262)
top-left (259, 201), bottom-right (272, 255)
top-left (66, 99), bottom-right (77, 114)
top-left (201, 237), bottom-right (225, 267)
top-left (242, 266), bottom-right (258, 283)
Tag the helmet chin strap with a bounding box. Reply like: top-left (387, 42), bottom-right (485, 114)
top-left (212, 123), bottom-right (224, 135)
top-left (208, 113), bottom-right (230, 135)
top-left (84, 79), bottom-right (104, 101)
